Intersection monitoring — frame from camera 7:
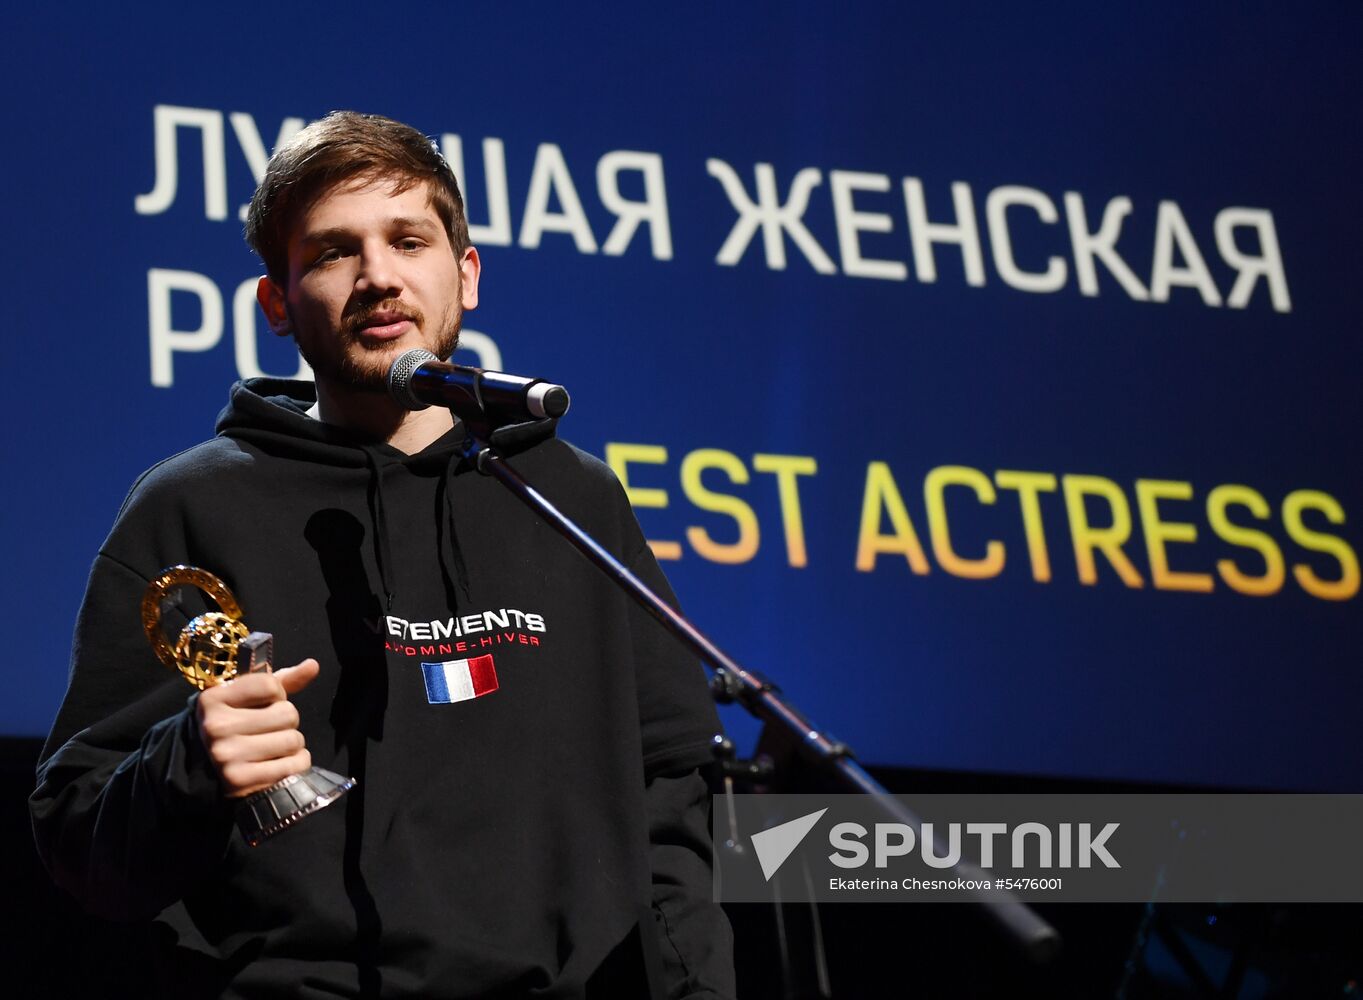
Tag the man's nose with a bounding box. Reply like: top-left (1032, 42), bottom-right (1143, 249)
top-left (354, 243), bottom-right (403, 296)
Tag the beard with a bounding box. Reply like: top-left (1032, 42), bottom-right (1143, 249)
top-left (293, 296), bottom-right (462, 394)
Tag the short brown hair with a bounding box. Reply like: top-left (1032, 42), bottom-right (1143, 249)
top-left (245, 111), bottom-right (470, 282)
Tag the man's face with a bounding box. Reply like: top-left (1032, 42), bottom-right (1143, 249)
top-left (258, 174), bottom-right (479, 393)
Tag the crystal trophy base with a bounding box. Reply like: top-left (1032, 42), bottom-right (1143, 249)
top-left (238, 766), bottom-right (358, 847)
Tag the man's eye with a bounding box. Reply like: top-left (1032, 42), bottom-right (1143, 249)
top-left (312, 248), bottom-right (342, 266)
top-left (396, 238), bottom-right (425, 252)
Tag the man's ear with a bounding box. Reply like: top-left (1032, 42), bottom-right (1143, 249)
top-left (257, 276), bottom-right (292, 336)
top-left (459, 247), bottom-right (481, 311)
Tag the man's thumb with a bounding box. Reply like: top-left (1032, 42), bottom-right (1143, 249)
top-left (276, 657), bottom-right (321, 695)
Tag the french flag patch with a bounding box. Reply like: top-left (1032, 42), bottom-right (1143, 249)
top-left (421, 654), bottom-right (499, 705)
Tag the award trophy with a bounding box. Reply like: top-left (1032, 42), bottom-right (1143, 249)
top-left (141, 565), bottom-right (355, 846)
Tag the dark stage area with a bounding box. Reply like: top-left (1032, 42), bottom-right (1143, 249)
top-left (8, 738), bottom-right (1357, 998)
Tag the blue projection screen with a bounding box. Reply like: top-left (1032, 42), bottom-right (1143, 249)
top-left (3, 6), bottom-right (1359, 791)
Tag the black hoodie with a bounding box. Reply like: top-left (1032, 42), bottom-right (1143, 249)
top-left (31, 378), bottom-right (733, 999)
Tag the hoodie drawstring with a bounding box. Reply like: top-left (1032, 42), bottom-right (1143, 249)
top-left (438, 452), bottom-right (471, 602)
top-left (363, 447), bottom-right (397, 611)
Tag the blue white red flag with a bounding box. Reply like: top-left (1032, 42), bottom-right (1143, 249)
top-left (421, 655), bottom-right (499, 704)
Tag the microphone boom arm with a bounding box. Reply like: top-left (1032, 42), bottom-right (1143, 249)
top-left (457, 427), bottom-right (1062, 964)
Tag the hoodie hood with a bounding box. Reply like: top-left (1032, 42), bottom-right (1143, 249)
top-left (216, 377), bottom-right (559, 462)
top-left (212, 377), bottom-right (557, 611)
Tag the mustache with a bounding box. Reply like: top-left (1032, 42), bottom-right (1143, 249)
top-left (341, 299), bottom-right (424, 337)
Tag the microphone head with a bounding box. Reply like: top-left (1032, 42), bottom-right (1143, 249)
top-left (388, 348), bottom-right (438, 410)
top-left (527, 382), bottom-right (571, 419)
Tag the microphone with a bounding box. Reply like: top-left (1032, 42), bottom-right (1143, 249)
top-left (388, 349), bottom-right (571, 425)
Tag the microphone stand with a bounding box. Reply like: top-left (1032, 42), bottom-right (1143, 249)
top-left (458, 422), bottom-right (1061, 966)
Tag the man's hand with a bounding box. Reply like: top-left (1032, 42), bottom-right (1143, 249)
top-left (195, 658), bottom-right (320, 798)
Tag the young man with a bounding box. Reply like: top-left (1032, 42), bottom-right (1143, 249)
top-left (32, 111), bottom-right (734, 999)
